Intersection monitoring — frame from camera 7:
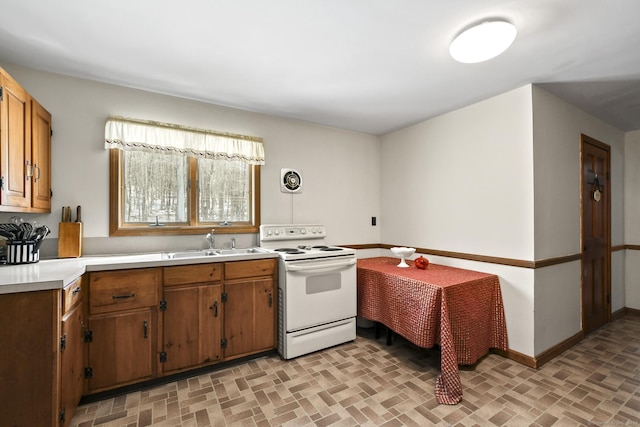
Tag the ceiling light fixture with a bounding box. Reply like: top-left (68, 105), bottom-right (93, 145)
top-left (449, 20), bottom-right (517, 64)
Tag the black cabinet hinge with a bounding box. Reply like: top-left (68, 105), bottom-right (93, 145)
top-left (221, 293), bottom-right (228, 303)
top-left (221, 338), bottom-right (227, 348)
top-left (50, 127), bottom-right (53, 137)
top-left (84, 330), bottom-right (93, 343)
top-left (60, 334), bottom-right (67, 350)
top-left (0, 86), bottom-right (3, 102)
top-left (159, 300), bottom-right (167, 311)
top-left (0, 176), bottom-right (4, 190)
top-left (159, 351), bottom-right (167, 363)
top-left (59, 408), bottom-right (65, 423)
top-left (84, 367), bottom-right (93, 378)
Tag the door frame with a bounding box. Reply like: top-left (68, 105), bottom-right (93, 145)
top-left (580, 134), bottom-right (611, 332)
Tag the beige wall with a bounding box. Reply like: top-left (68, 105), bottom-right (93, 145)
top-left (0, 63), bottom-right (381, 255)
top-left (380, 85), bottom-right (536, 356)
top-left (380, 84), bottom-right (628, 357)
top-left (625, 130), bottom-right (640, 309)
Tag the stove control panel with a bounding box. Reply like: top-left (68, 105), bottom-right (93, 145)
top-left (260, 224), bottom-right (326, 241)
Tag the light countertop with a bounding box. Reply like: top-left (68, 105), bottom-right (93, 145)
top-left (0, 251), bottom-right (279, 294)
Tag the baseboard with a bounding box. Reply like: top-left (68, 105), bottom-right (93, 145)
top-left (495, 330), bottom-right (585, 370)
top-left (534, 330), bottom-right (584, 368)
top-left (626, 307), bottom-right (640, 317)
top-left (612, 307), bottom-right (627, 321)
top-left (492, 348), bottom-right (536, 368)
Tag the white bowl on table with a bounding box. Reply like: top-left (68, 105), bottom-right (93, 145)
top-left (390, 247), bottom-right (416, 268)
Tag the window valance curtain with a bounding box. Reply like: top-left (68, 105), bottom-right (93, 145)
top-left (104, 117), bottom-right (265, 165)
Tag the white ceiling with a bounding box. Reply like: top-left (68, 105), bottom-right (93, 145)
top-left (1, 0), bottom-right (639, 135)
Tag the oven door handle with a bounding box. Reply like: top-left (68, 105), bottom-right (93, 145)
top-left (285, 258), bottom-right (356, 273)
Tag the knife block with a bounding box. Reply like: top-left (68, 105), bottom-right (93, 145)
top-left (58, 222), bottom-right (82, 258)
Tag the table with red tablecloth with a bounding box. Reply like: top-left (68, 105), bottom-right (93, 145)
top-left (357, 257), bottom-right (508, 404)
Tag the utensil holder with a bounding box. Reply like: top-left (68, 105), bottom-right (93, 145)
top-left (58, 222), bottom-right (82, 258)
top-left (7, 240), bottom-right (40, 264)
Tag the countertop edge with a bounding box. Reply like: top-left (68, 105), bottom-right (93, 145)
top-left (0, 251), bottom-right (279, 294)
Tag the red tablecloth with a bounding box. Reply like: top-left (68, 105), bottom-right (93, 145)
top-left (357, 257), bottom-right (508, 404)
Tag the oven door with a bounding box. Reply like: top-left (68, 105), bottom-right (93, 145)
top-left (282, 256), bottom-right (357, 332)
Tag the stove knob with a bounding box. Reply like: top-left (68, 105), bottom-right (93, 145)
top-left (274, 229), bottom-right (280, 235)
top-left (301, 228), bottom-right (306, 234)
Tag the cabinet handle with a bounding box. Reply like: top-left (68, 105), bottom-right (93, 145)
top-left (268, 292), bottom-right (273, 308)
top-left (112, 293), bottom-right (136, 300)
top-left (210, 301), bottom-right (219, 317)
top-left (33, 164), bottom-right (41, 183)
top-left (143, 320), bottom-right (148, 339)
top-left (25, 160), bottom-right (33, 179)
top-left (72, 286), bottom-right (81, 296)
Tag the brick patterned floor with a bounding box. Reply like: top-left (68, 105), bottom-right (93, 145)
top-left (71, 314), bottom-right (640, 426)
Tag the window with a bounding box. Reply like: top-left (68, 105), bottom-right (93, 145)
top-left (106, 117), bottom-right (263, 236)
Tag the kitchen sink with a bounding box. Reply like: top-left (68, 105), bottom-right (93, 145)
top-left (162, 249), bottom-right (219, 259)
top-left (216, 247), bottom-right (270, 255)
top-left (161, 247), bottom-right (270, 259)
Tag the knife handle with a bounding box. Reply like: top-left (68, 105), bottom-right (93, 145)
top-left (76, 206), bottom-right (82, 222)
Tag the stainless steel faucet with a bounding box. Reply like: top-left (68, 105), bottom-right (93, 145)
top-left (231, 237), bottom-right (236, 249)
top-left (206, 229), bottom-right (215, 249)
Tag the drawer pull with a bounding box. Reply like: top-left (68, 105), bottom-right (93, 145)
top-left (112, 293), bottom-right (136, 300)
top-left (268, 292), bottom-right (273, 308)
top-left (72, 286), bottom-right (81, 296)
top-left (210, 301), bottom-right (219, 317)
top-left (143, 320), bottom-right (148, 339)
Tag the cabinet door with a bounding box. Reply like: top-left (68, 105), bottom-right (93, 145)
top-left (224, 277), bottom-right (276, 359)
top-left (162, 284), bottom-right (222, 373)
top-left (87, 309), bottom-right (154, 392)
top-left (200, 284), bottom-right (223, 364)
top-left (253, 277), bottom-right (276, 351)
top-left (31, 98), bottom-right (51, 211)
top-left (0, 71), bottom-right (31, 208)
top-left (60, 302), bottom-right (85, 427)
top-left (0, 290), bottom-right (59, 426)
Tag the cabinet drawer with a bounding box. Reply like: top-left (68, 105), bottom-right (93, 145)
top-left (164, 263), bottom-right (222, 286)
top-left (224, 259), bottom-right (276, 280)
top-left (63, 276), bottom-right (84, 314)
top-left (89, 269), bottom-right (160, 315)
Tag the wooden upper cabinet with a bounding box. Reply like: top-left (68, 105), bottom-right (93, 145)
top-left (31, 98), bottom-right (52, 211)
top-left (0, 66), bottom-right (51, 212)
top-left (0, 68), bottom-right (31, 209)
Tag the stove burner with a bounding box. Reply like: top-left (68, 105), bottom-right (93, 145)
top-left (275, 248), bottom-right (305, 254)
top-left (312, 245), bottom-right (329, 249)
top-left (321, 247), bottom-right (343, 251)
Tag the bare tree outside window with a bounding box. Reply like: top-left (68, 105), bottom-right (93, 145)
top-left (123, 150), bottom-right (188, 223)
top-left (198, 158), bottom-right (250, 223)
top-left (119, 150), bottom-right (254, 229)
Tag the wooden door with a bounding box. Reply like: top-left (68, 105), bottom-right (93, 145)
top-left (224, 279), bottom-right (255, 359)
top-left (60, 302), bottom-right (85, 427)
top-left (199, 284), bottom-right (223, 364)
top-left (87, 310), bottom-right (154, 392)
top-left (581, 135), bottom-right (611, 334)
top-left (253, 278), bottom-right (276, 351)
top-left (0, 71), bottom-right (31, 208)
top-left (162, 284), bottom-right (222, 373)
top-left (224, 277), bottom-right (276, 359)
top-left (31, 98), bottom-right (51, 211)
top-left (0, 290), bottom-right (59, 426)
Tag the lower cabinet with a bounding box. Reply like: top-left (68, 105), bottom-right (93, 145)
top-left (224, 275), bottom-right (276, 359)
top-left (219, 259), bottom-right (277, 360)
top-left (161, 263), bottom-right (223, 374)
top-left (0, 257), bottom-right (278, 425)
top-left (0, 276), bottom-right (85, 427)
top-left (86, 268), bottom-right (159, 393)
top-left (60, 277), bottom-right (86, 426)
